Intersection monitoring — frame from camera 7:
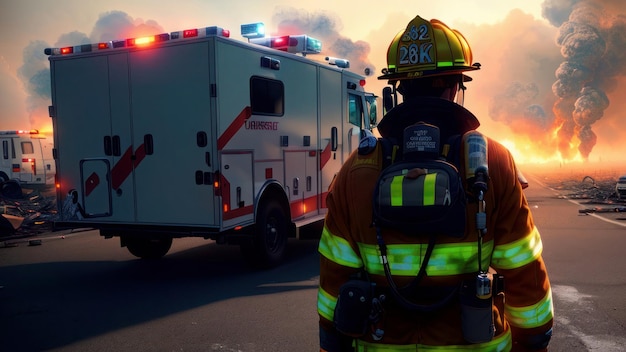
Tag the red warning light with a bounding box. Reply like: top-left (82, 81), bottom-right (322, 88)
top-left (271, 36), bottom-right (290, 51)
top-left (183, 29), bottom-right (199, 38)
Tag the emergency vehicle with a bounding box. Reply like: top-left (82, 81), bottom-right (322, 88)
top-left (46, 23), bottom-right (378, 267)
top-left (0, 130), bottom-right (55, 185)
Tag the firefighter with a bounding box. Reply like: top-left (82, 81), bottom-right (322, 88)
top-left (317, 15), bottom-right (553, 352)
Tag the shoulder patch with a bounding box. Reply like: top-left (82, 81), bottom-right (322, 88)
top-left (358, 135), bottom-right (378, 155)
top-left (352, 137), bottom-right (381, 169)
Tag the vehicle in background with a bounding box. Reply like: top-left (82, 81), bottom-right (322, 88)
top-left (616, 175), bottom-right (626, 199)
top-left (0, 130), bottom-right (55, 185)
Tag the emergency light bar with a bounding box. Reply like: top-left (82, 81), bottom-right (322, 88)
top-left (250, 35), bottom-right (322, 55)
top-left (170, 26), bottom-right (230, 40)
top-left (241, 22), bottom-right (265, 39)
top-left (0, 129), bottom-right (39, 135)
top-left (44, 26), bottom-right (230, 56)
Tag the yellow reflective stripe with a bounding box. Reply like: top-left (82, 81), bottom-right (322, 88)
top-left (318, 225), bottom-right (363, 268)
top-left (355, 328), bottom-right (511, 351)
top-left (358, 240), bottom-right (493, 276)
top-left (317, 287), bottom-right (337, 322)
top-left (390, 175), bottom-right (404, 206)
top-left (505, 288), bottom-right (554, 329)
top-left (423, 173), bottom-right (436, 205)
top-left (492, 226), bottom-right (543, 269)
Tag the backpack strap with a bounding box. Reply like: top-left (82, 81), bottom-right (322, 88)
top-left (442, 133), bottom-right (462, 168)
top-left (378, 136), bottom-right (400, 170)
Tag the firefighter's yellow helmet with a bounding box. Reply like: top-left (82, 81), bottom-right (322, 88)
top-left (378, 15), bottom-right (480, 81)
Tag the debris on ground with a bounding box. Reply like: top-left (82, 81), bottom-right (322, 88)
top-left (543, 175), bottom-right (621, 203)
top-left (578, 207), bottom-right (626, 214)
top-left (540, 173), bottom-right (626, 217)
top-left (0, 182), bottom-right (57, 237)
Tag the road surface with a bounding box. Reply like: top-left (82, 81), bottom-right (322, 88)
top-left (526, 174), bottom-right (626, 351)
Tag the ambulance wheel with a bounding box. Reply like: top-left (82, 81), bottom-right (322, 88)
top-left (0, 172), bottom-right (9, 183)
top-left (1, 179), bottom-right (22, 199)
top-left (241, 199), bottom-right (288, 268)
top-left (125, 237), bottom-right (172, 259)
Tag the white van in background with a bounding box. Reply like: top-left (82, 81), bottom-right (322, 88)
top-left (0, 130), bottom-right (55, 185)
top-left (616, 175), bottom-right (626, 199)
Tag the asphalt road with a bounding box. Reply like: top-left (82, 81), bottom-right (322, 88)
top-left (0, 232), bottom-right (321, 351)
top-left (526, 174), bottom-right (626, 351)
top-left (1, 176), bottom-right (626, 351)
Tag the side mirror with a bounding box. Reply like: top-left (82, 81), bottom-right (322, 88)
top-left (382, 87), bottom-right (394, 114)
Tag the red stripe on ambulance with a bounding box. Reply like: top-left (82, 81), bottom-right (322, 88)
top-left (218, 106), bottom-right (252, 150)
top-left (84, 172), bottom-right (100, 196)
top-left (110, 144), bottom-right (147, 190)
top-left (320, 142), bottom-right (331, 170)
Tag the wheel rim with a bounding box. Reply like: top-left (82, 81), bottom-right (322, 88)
top-left (265, 211), bottom-right (284, 253)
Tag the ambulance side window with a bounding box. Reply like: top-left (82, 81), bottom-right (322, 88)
top-left (348, 93), bottom-right (363, 127)
top-left (2, 140), bottom-right (8, 159)
top-left (250, 76), bottom-right (284, 116)
top-left (21, 141), bottom-right (34, 155)
top-left (10, 139), bottom-right (16, 159)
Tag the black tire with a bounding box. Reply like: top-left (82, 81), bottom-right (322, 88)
top-left (241, 200), bottom-right (289, 268)
top-left (1, 180), bottom-right (22, 199)
top-left (0, 172), bottom-right (9, 184)
top-left (125, 237), bottom-right (172, 259)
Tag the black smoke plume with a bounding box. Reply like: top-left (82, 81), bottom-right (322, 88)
top-left (543, 0), bottom-right (626, 159)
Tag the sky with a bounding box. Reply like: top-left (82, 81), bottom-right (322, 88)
top-left (1, 0), bottom-right (625, 165)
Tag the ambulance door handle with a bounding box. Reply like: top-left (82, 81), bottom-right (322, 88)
top-left (104, 136), bottom-right (112, 156)
top-left (236, 187), bottom-right (243, 207)
top-left (306, 176), bottom-right (312, 192)
top-left (293, 177), bottom-right (299, 196)
top-left (144, 134), bottom-right (154, 155)
top-left (112, 136), bottom-right (121, 156)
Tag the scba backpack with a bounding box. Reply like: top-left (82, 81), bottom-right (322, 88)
top-left (372, 122), bottom-right (467, 237)
top-left (363, 122), bottom-right (482, 314)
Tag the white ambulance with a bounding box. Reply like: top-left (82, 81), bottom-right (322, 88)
top-left (46, 23), bottom-right (377, 267)
top-left (0, 130), bottom-right (55, 185)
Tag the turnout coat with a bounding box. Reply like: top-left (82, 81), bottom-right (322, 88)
top-left (317, 98), bottom-right (553, 352)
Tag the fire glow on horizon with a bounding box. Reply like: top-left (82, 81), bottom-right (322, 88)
top-left (484, 0), bottom-right (626, 165)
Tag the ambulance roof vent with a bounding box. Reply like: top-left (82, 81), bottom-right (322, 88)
top-left (326, 56), bottom-right (350, 68)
